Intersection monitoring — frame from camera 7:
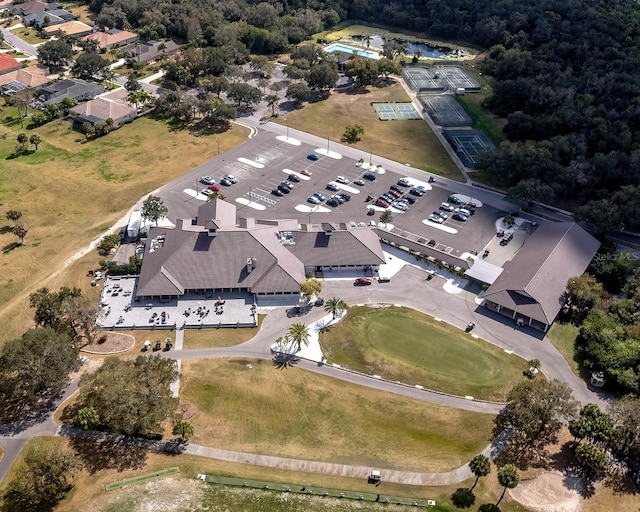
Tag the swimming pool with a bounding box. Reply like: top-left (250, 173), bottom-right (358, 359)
top-left (324, 43), bottom-right (381, 60)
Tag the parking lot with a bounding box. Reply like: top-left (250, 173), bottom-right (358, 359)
top-left (156, 131), bottom-right (505, 259)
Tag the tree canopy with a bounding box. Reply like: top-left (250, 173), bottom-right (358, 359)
top-left (141, 195), bottom-right (168, 226)
top-left (76, 355), bottom-right (179, 437)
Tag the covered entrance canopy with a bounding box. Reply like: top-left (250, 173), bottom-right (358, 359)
top-left (464, 260), bottom-right (503, 284)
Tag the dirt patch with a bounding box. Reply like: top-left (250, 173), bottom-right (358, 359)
top-left (81, 332), bottom-right (135, 354)
top-left (510, 472), bottom-right (583, 512)
top-left (95, 477), bottom-right (205, 512)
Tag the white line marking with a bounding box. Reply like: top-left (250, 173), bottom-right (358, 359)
top-left (238, 157), bottom-right (264, 168)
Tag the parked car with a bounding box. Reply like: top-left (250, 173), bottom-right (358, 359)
top-left (326, 182), bottom-right (340, 191)
top-left (307, 195), bottom-right (321, 204)
top-left (354, 179), bottom-right (366, 186)
top-left (300, 169), bottom-right (313, 176)
top-left (278, 184), bottom-right (291, 193)
top-left (208, 184), bottom-right (220, 192)
top-left (363, 172), bottom-right (377, 181)
top-left (452, 213), bottom-right (468, 221)
top-left (202, 188), bottom-right (214, 196)
top-left (455, 207), bottom-right (472, 217)
top-left (367, 208), bottom-right (376, 216)
top-left (415, 185), bottom-right (427, 193)
top-left (440, 202), bottom-right (454, 211)
top-left (397, 178), bottom-right (411, 187)
top-left (376, 198), bottom-right (390, 207)
top-left (272, 188), bottom-right (284, 197)
top-left (337, 192), bottom-right (351, 201)
top-left (312, 192), bottom-right (326, 201)
top-left (381, 193), bottom-right (395, 203)
top-left (326, 198), bottom-right (340, 207)
top-left (307, 152), bottom-right (320, 160)
top-left (314, 297), bottom-right (324, 306)
top-left (433, 211), bottom-right (448, 220)
top-left (448, 195), bottom-right (463, 205)
top-left (388, 189), bottom-right (402, 198)
top-left (354, 277), bottom-right (373, 286)
top-left (390, 184), bottom-right (404, 193)
top-left (336, 175), bottom-right (349, 184)
top-left (403, 195), bottom-right (416, 204)
top-left (428, 214), bottom-right (444, 224)
top-left (223, 174), bottom-right (238, 184)
top-left (331, 194), bottom-right (346, 204)
top-left (393, 202), bottom-right (408, 212)
top-left (200, 176), bottom-right (215, 185)
top-left (288, 174), bottom-right (301, 182)
top-left (378, 276), bottom-right (391, 283)
top-left (410, 187), bottom-right (424, 196)
top-left (280, 181), bottom-right (293, 190)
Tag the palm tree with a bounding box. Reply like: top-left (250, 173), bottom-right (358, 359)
top-left (469, 454), bottom-right (491, 490)
top-left (324, 297), bottom-right (347, 319)
top-left (29, 134), bottom-right (41, 151)
top-left (285, 323), bottom-right (310, 351)
top-left (496, 464), bottom-right (520, 505)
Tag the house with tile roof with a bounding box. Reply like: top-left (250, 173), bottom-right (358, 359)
top-left (44, 20), bottom-right (93, 37)
top-left (83, 28), bottom-right (138, 50)
top-left (0, 54), bottom-right (22, 76)
top-left (0, 65), bottom-right (52, 94)
top-left (136, 200), bottom-right (385, 304)
top-left (483, 222), bottom-right (600, 331)
top-left (69, 97), bottom-right (137, 131)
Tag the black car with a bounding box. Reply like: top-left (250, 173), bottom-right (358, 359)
top-left (448, 195), bottom-right (463, 205)
top-left (288, 174), bottom-right (301, 182)
top-left (390, 184), bottom-right (404, 193)
top-left (402, 195), bottom-right (416, 204)
top-left (271, 188), bottom-right (284, 197)
top-left (410, 187), bottom-right (424, 196)
top-left (452, 213), bottom-right (468, 221)
top-left (278, 184), bottom-right (291, 193)
top-left (363, 172), bottom-right (377, 181)
top-left (337, 192), bottom-right (351, 201)
top-left (326, 198), bottom-right (340, 207)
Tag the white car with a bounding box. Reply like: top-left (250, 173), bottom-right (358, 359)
top-left (392, 202), bottom-right (408, 212)
top-left (455, 207), bottom-right (472, 216)
top-left (200, 176), bottom-right (215, 185)
top-left (397, 178), bottom-right (411, 187)
top-left (336, 176), bottom-right (349, 184)
top-left (440, 202), bottom-right (454, 212)
top-left (223, 174), bottom-right (238, 184)
top-left (428, 214), bottom-right (444, 224)
top-left (326, 182), bottom-right (340, 191)
top-left (202, 188), bottom-right (214, 196)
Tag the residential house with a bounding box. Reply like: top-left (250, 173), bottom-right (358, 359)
top-left (23, 8), bottom-right (76, 28)
top-left (83, 28), bottom-right (138, 50)
top-left (69, 97), bottom-right (137, 131)
top-left (14, 0), bottom-right (47, 16)
top-left (0, 54), bottom-right (22, 76)
top-left (44, 20), bottom-right (93, 38)
top-left (123, 39), bottom-right (179, 63)
top-left (38, 78), bottom-right (104, 106)
top-left (0, 65), bottom-right (52, 94)
top-left (482, 222), bottom-right (600, 331)
top-left (136, 200), bottom-right (385, 305)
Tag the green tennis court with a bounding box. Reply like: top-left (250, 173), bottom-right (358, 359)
top-left (372, 102), bottom-right (422, 121)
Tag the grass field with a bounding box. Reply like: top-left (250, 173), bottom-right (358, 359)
top-left (546, 321), bottom-right (581, 378)
top-left (1, 437), bottom-right (534, 512)
top-left (182, 315), bottom-right (265, 349)
top-left (455, 92), bottom-right (506, 146)
top-left (10, 27), bottom-right (48, 45)
top-left (0, 113), bottom-right (248, 342)
top-left (180, 357), bottom-right (494, 472)
top-left (276, 82), bottom-right (463, 180)
top-left (320, 306), bottom-right (526, 401)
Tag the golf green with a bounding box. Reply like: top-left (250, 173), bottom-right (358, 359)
top-left (320, 306), bottom-right (526, 400)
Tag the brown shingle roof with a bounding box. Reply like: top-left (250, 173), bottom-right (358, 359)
top-left (484, 222), bottom-right (600, 325)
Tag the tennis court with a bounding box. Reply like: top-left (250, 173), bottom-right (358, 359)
top-left (402, 68), bottom-right (444, 92)
top-left (437, 66), bottom-right (481, 91)
top-left (372, 102), bottom-right (422, 121)
top-left (443, 129), bottom-right (495, 168)
top-left (420, 95), bottom-right (472, 127)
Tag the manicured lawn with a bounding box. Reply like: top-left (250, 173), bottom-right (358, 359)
top-left (0, 115), bottom-right (248, 342)
top-left (546, 321), bottom-right (581, 378)
top-left (277, 82), bottom-right (463, 180)
top-left (180, 358), bottom-right (494, 472)
top-left (320, 306), bottom-right (527, 401)
top-left (10, 27), bottom-right (48, 44)
top-left (182, 315), bottom-right (265, 349)
top-left (113, 63), bottom-right (161, 80)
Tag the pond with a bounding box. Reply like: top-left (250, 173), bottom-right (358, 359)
top-left (347, 34), bottom-right (457, 59)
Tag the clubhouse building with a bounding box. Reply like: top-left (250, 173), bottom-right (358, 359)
top-left (136, 199), bottom-right (385, 305)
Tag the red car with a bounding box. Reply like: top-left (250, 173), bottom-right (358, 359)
top-left (300, 169), bottom-right (313, 176)
top-left (208, 184), bottom-right (220, 192)
top-left (354, 277), bottom-right (373, 286)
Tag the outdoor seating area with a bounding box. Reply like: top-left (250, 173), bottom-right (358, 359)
top-left (97, 277), bottom-right (258, 329)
